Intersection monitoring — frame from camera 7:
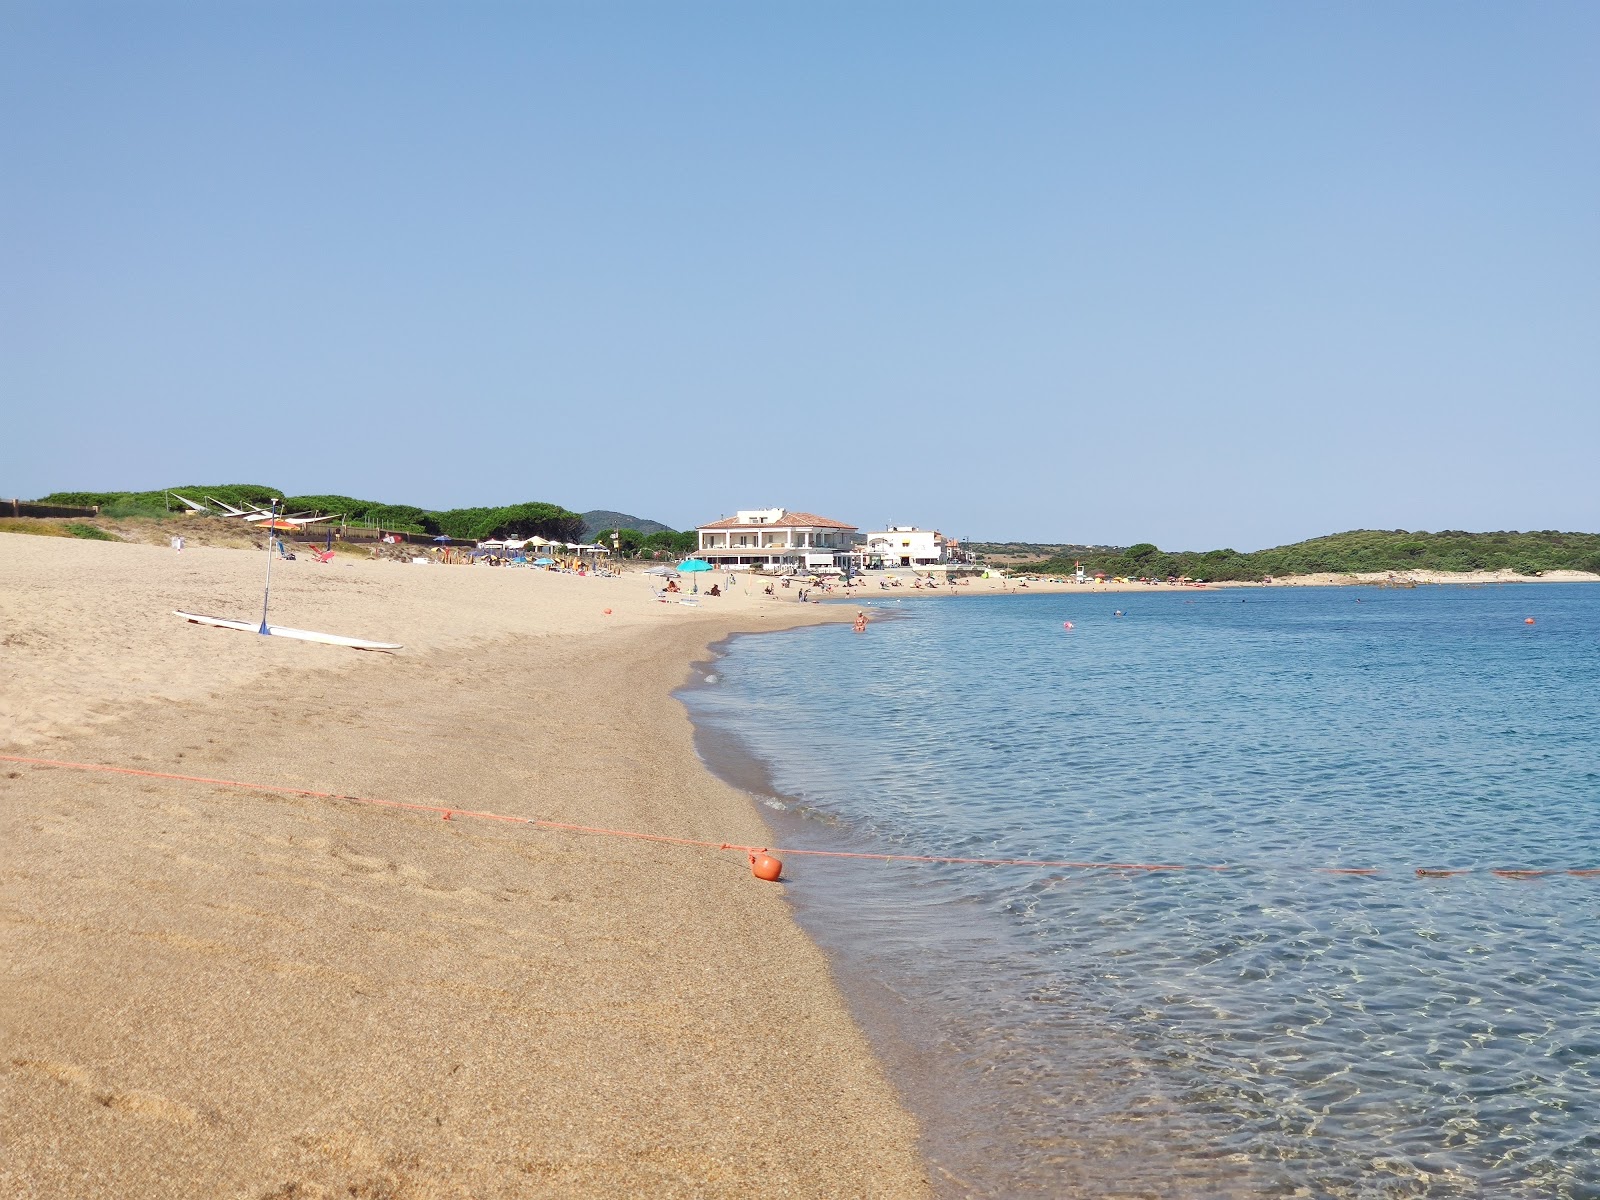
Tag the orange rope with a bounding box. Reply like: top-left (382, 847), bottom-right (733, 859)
top-left (3, 754), bottom-right (1594, 879)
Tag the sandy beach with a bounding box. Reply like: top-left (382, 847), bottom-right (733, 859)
top-left (0, 534), bottom-right (928, 1198)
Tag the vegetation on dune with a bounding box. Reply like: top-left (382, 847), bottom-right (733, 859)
top-left (64, 523), bottom-right (119, 541)
top-left (0, 518), bottom-right (77, 537)
top-left (280, 494), bottom-right (434, 532)
top-left (35, 485), bottom-right (685, 545)
top-left (1014, 530), bottom-right (1600, 581)
top-left (0, 518), bottom-right (120, 540)
top-left (41, 484), bottom-right (279, 519)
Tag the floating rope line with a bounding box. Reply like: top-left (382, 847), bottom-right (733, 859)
top-left (3, 754), bottom-right (1595, 879)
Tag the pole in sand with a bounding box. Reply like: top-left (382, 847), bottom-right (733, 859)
top-left (259, 497), bottom-right (278, 635)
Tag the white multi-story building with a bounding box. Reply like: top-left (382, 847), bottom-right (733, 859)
top-left (696, 508), bottom-right (858, 570)
top-left (864, 526), bottom-right (948, 567)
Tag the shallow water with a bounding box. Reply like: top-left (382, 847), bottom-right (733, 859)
top-left (681, 585), bottom-right (1600, 1198)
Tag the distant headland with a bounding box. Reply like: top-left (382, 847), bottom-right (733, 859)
top-left (971, 530), bottom-right (1600, 582)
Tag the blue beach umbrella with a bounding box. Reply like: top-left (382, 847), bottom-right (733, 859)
top-left (534, 557), bottom-right (555, 565)
top-left (432, 535), bottom-right (452, 543)
top-left (677, 558), bottom-right (712, 593)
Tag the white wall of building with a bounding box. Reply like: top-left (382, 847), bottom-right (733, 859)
top-left (865, 526), bottom-right (946, 566)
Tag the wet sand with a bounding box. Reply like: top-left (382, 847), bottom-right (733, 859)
top-left (0, 535), bottom-right (927, 1198)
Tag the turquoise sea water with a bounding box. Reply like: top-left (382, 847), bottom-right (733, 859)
top-left (680, 585), bottom-right (1600, 1198)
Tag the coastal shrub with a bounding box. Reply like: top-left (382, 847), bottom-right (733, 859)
top-left (282, 495), bottom-right (431, 531)
top-left (64, 523), bottom-right (119, 540)
top-left (641, 529), bottom-right (698, 556)
top-left (41, 485), bottom-right (281, 514)
top-left (100, 498), bottom-right (173, 519)
top-left (592, 527), bottom-right (647, 557)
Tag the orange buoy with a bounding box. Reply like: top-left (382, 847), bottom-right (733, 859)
top-left (1063, 621), bottom-right (1073, 630)
top-left (750, 852), bottom-right (783, 882)
top-left (1524, 617), bottom-right (1535, 625)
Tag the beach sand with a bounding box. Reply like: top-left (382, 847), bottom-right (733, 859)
top-left (0, 534), bottom-right (927, 1198)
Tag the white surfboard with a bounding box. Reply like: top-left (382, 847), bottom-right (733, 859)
top-left (174, 611), bottom-right (402, 650)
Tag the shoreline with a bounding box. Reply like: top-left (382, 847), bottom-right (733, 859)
top-left (678, 634), bottom-right (1000, 1195)
top-left (0, 534), bottom-right (926, 1197)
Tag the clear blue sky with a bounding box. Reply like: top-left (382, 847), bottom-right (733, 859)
top-left (4, 2), bottom-right (1596, 549)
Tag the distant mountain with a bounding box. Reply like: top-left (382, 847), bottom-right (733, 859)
top-left (580, 510), bottom-right (677, 541)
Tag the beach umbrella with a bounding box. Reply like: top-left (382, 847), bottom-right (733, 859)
top-left (432, 535), bottom-right (452, 543)
top-left (677, 558), bottom-right (713, 593)
top-left (534, 557), bottom-right (554, 565)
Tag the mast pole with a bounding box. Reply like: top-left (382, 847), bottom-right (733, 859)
top-left (259, 497), bottom-right (278, 635)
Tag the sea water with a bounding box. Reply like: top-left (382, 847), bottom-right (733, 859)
top-left (680, 584), bottom-right (1600, 1198)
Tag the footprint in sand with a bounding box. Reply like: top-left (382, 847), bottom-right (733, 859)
top-left (95, 1089), bottom-right (202, 1125)
top-left (9, 1058), bottom-right (202, 1126)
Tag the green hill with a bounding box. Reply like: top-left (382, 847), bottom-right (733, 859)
top-left (1013, 529), bottom-right (1600, 581)
top-left (579, 510), bottom-right (675, 542)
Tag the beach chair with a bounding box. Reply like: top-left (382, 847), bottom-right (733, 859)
top-left (310, 548), bottom-right (336, 564)
top-left (274, 538), bottom-right (296, 561)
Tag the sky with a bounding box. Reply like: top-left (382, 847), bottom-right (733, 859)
top-left (3, 1), bottom-right (1596, 550)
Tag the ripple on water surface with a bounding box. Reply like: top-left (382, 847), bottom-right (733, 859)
top-left (683, 586), bottom-right (1600, 1198)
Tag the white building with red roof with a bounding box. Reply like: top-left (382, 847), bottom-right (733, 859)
top-left (695, 507), bottom-right (858, 570)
